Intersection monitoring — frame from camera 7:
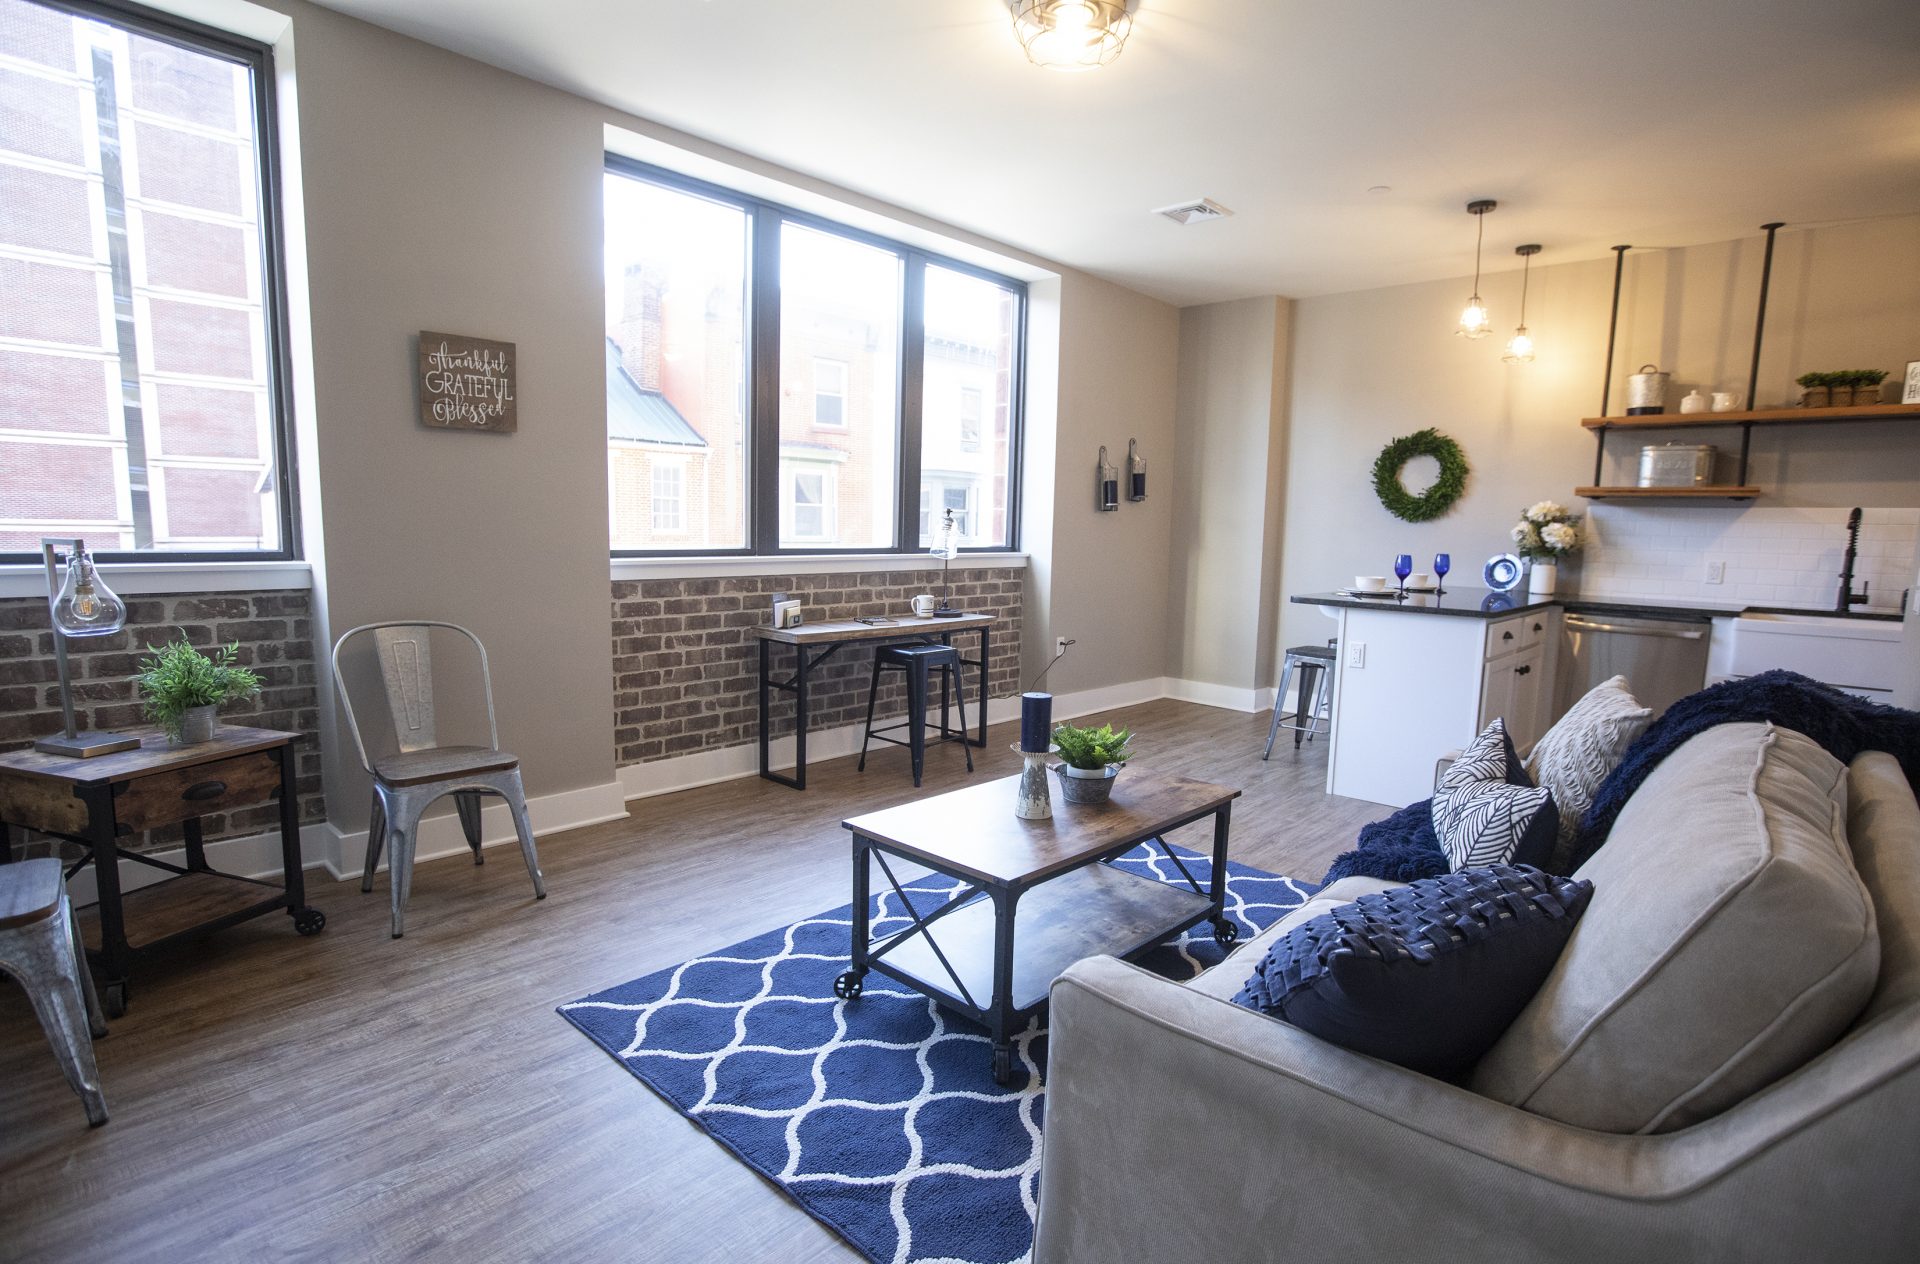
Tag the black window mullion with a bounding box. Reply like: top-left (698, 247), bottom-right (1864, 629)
top-left (896, 254), bottom-right (926, 554)
top-left (748, 208), bottom-right (783, 554)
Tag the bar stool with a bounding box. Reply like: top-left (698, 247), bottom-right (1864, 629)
top-left (859, 643), bottom-right (974, 788)
top-left (1263, 641), bottom-right (1337, 759)
top-left (0, 857), bottom-right (108, 1126)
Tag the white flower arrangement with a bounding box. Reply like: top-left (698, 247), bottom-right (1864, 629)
top-left (1512, 501), bottom-right (1581, 559)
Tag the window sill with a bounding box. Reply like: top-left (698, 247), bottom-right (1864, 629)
top-left (612, 552), bottom-right (1028, 581)
top-left (0, 559), bottom-right (313, 600)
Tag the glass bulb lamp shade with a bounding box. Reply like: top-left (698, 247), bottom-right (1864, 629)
top-left (1456, 198), bottom-right (1497, 339)
top-left (1504, 243), bottom-right (1541, 363)
top-left (1010, 0), bottom-right (1132, 71)
top-left (36, 538), bottom-right (140, 757)
top-left (930, 509), bottom-right (965, 616)
top-left (1458, 297), bottom-right (1491, 339)
top-left (1503, 326), bottom-right (1535, 363)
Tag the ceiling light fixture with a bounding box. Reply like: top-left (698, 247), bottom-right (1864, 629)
top-left (1457, 198), bottom-right (1496, 339)
top-left (1009, 1), bottom-right (1133, 72)
top-left (1504, 244), bottom-right (1541, 363)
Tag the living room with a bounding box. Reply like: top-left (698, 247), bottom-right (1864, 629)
top-left (2, 1), bottom-right (1918, 1260)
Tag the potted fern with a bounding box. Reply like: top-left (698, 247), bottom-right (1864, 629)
top-left (1050, 721), bottom-right (1134, 805)
top-left (134, 636), bottom-right (260, 745)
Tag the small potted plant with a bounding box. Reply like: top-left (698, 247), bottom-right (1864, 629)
top-left (134, 635), bottom-right (260, 745)
top-left (1512, 500), bottom-right (1582, 597)
top-left (1797, 371), bottom-right (1831, 408)
top-left (1851, 368), bottom-right (1889, 406)
top-left (1050, 721), bottom-right (1134, 806)
top-left (1831, 371), bottom-right (1856, 407)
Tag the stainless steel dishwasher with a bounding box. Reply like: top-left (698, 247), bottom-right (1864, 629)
top-left (1558, 613), bottom-right (1711, 720)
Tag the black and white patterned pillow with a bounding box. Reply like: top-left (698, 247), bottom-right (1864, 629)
top-left (1431, 719), bottom-right (1559, 870)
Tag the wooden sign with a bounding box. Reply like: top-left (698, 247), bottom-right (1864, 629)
top-left (418, 331), bottom-right (516, 433)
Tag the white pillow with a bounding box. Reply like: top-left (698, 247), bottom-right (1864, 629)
top-left (1432, 719), bottom-right (1558, 870)
top-left (1525, 675), bottom-right (1652, 867)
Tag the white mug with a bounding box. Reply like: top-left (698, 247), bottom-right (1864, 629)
top-left (1711, 392), bottom-right (1741, 412)
top-left (911, 594), bottom-right (938, 617)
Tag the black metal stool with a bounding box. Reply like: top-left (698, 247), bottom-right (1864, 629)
top-left (859, 643), bottom-right (974, 788)
top-left (1263, 640), bottom-right (1337, 759)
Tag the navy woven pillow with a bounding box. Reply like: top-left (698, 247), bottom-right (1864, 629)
top-left (1230, 866), bottom-right (1594, 1079)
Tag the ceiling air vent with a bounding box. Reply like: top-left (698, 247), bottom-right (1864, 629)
top-left (1152, 197), bottom-right (1232, 225)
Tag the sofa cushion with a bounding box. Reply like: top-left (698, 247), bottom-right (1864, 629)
top-left (1525, 674), bottom-right (1652, 870)
top-left (1230, 867), bottom-right (1594, 1079)
top-left (1471, 723), bottom-right (1880, 1133)
top-left (1188, 877), bottom-right (1400, 1003)
top-left (1431, 719), bottom-right (1559, 871)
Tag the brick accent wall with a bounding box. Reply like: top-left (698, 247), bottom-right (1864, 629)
top-left (613, 567), bottom-right (1024, 765)
top-left (0, 589), bottom-right (325, 854)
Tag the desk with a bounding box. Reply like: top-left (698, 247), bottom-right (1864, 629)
top-left (754, 614), bottom-right (994, 789)
top-left (0, 726), bottom-right (325, 1015)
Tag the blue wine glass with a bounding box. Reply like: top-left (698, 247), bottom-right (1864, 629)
top-left (1433, 552), bottom-right (1451, 594)
top-left (1394, 553), bottom-right (1413, 594)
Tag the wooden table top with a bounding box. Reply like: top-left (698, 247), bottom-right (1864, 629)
top-left (843, 769), bottom-right (1240, 888)
top-left (753, 612), bottom-right (994, 645)
top-left (0, 726), bottom-right (298, 786)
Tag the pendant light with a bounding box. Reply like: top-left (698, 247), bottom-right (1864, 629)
top-left (1504, 244), bottom-right (1541, 363)
top-left (1456, 199), bottom-right (1496, 339)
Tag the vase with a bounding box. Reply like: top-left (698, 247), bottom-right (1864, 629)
top-left (1054, 764), bottom-right (1118, 806)
top-left (1830, 384), bottom-right (1854, 407)
top-left (1528, 561), bottom-right (1558, 598)
top-left (174, 703), bottom-right (218, 745)
top-left (1013, 745), bottom-right (1055, 819)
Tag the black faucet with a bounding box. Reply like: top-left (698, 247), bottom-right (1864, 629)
top-left (1837, 507), bottom-right (1870, 611)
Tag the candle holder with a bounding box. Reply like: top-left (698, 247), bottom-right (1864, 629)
top-left (1013, 743), bottom-right (1058, 820)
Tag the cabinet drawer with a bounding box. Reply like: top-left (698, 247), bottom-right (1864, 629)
top-left (113, 750), bottom-right (282, 832)
top-left (1485, 617), bottom-right (1527, 658)
top-left (1521, 611), bottom-right (1552, 650)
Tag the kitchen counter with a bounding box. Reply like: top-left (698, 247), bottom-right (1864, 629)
top-left (1292, 589), bottom-right (1904, 623)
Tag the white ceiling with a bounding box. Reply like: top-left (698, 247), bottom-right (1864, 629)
top-left (310, 0), bottom-right (1920, 306)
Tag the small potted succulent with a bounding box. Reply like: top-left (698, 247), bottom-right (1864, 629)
top-left (1050, 721), bottom-right (1134, 806)
top-left (1796, 371), bottom-right (1831, 408)
top-left (1849, 368), bottom-right (1889, 405)
top-left (134, 635), bottom-right (260, 745)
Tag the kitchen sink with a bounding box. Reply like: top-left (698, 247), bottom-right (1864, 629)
top-left (1725, 610), bottom-right (1903, 696)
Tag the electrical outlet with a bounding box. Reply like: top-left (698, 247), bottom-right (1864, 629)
top-left (1346, 642), bottom-right (1367, 670)
top-left (1705, 559), bottom-right (1726, 585)
top-left (1055, 636), bottom-right (1071, 657)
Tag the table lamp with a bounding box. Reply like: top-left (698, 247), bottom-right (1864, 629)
top-left (36, 537), bottom-right (140, 757)
top-left (929, 508), bottom-right (964, 617)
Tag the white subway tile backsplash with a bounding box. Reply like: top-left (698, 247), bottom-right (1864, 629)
top-left (1580, 505), bottom-right (1916, 613)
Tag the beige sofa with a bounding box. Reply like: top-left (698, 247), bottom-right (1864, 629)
top-left (1034, 724), bottom-right (1920, 1263)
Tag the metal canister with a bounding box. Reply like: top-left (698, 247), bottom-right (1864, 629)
top-left (1638, 443), bottom-right (1716, 487)
top-left (1626, 363), bottom-right (1670, 415)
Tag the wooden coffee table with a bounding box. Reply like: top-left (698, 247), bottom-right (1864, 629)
top-left (838, 769), bottom-right (1240, 1083)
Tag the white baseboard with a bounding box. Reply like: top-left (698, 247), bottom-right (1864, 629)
top-left (317, 779), bottom-right (629, 882)
top-left (618, 676), bottom-right (1173, 802)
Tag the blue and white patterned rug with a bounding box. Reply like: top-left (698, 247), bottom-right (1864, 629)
top-left (559, 845), bottom-right (1312, 1264)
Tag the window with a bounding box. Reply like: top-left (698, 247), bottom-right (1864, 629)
top-left (920, 476), bottom-right (977, 544)
top-left (811, 357), bottom-right (846, 428)
top-left (958, 386), bottom-right (982, 451)
top-left (0, 0), bottom-right (293, 560)
top-left (649, 459), bottom-right (684, 533)
top-left (782, 463), bottom-right (835, 543)
top-left (604, 158), bottom-right (1024, 555)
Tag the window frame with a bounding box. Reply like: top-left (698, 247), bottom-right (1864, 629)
top-left (809, 356), bottom-right (847, 429)
top-left (780, 462), bottom-right (836, 544)
top-left (604, 155), bottom-right (1024, 558)
top-left (0, 0), bottom-right (300, 566)
top-left (648, 456), bottom-right (686, 535)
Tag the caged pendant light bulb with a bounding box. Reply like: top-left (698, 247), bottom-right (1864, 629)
top-left (1457, 199), bottom-right (1496, 339)
top-left (51, 541), bottom-right (125, 636)
top-left (1504, 243), bottom-right (1541, 364)
top-left (1009, 1), bottom-right (1133, 71)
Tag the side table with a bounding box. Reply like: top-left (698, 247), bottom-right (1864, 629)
top-left (0, 725), bottom-right (326, 1016)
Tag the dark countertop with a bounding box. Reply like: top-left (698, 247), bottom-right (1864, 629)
top-left (1292, 589), bottom-right (1905, 623)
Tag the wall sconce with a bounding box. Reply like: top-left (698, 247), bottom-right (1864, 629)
top-left (1457, 199), bottom-right (1496, 339)
top-left (37, 537), bottom-right (140, 757)
top-left (1127, 438), bottom-right (1147, 500)
top-left (1504, 244), bottom-right (1540, 364)
top-left (1097, 445), bottom-right (1119, 511)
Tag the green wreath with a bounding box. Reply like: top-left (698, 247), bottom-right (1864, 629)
top-left (1371, 428), bottom-right (1468, 522)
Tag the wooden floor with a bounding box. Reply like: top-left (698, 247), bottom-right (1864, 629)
top-left (0, 700), bottom-right (1388, 1263)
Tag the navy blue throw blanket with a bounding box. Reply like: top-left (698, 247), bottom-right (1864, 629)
top-left (1324, 669), bottom-right (1920, 885)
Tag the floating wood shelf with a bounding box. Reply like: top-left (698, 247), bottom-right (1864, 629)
top-left (1575, 485), bottom-right (1762, 502)
top-left (1581, 403), bottom-right (1920, 429)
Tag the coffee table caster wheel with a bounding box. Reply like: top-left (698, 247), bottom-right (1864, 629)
top-left (833, 970), bottom-right (864, 1000)
top-left (102, 981), bottom-right (128, 1020)
top-left (1212, 918), bottom-right (1239, 945)
top-left (294, 907), bottom-right (327, 937)
top-left (992, 1046), bottom-right (1013, 1085)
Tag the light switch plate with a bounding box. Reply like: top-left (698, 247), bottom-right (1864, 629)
top-left (1705, 559), bottom-right (1726, 584)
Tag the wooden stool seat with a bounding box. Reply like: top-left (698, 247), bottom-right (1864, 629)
top-left (373, 745), bottom-right (520, 787)
top-left (0, 857), bottom-right (64, 930)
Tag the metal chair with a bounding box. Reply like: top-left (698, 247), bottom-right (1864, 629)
top-left (1263, 641), bottom-right (1338, 759)
top-left (331, 622), bottom-right (546, 938)
top-left (858, 642), bottom-right (974, 788)
top-left (1, 858), bottom-right (108, 1126)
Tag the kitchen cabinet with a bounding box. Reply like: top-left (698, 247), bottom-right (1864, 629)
top-left (1481, 640), bottom-right (1547, 752)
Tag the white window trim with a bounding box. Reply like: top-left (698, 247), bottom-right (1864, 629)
top-left (811, 356), bottom-right (848, 429)
top-left (613, 552), bottom-right (1026, 581)
top-left (649, 456), bottom-right (688, 535)
top-left (0, 558), bottom-right (311, 598)
top-left (782, 463), bottom-right (836, 543)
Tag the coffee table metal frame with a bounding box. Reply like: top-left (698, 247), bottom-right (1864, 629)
top-left (836, 796), bottom-right (1237, 1085)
